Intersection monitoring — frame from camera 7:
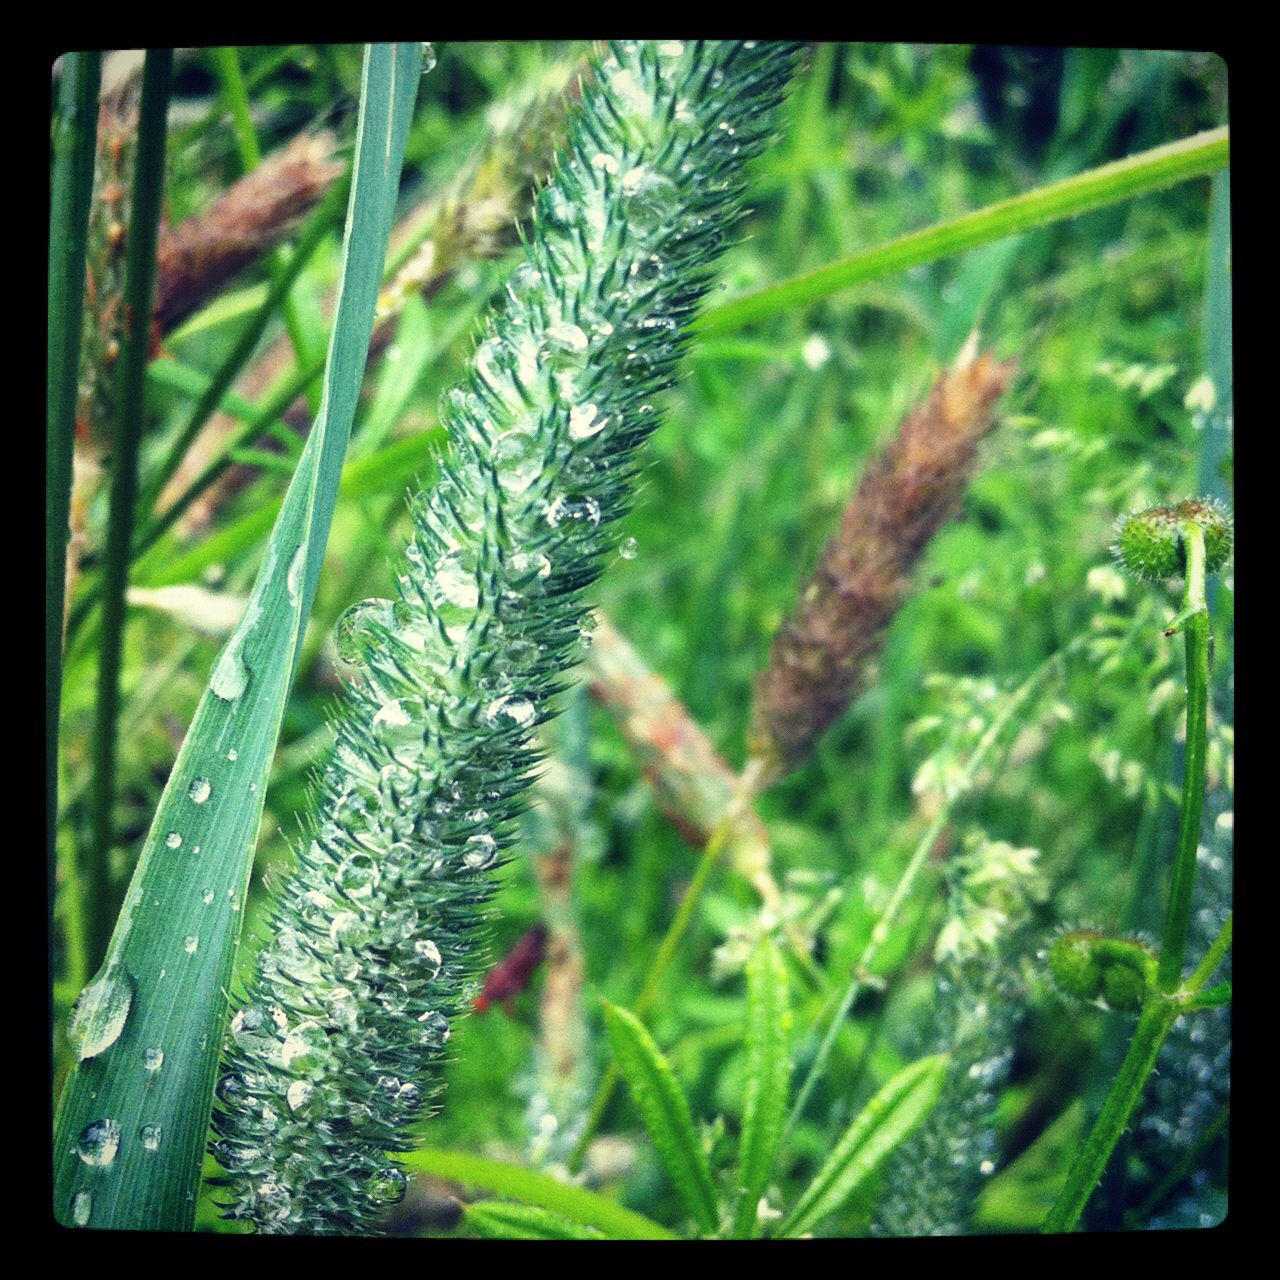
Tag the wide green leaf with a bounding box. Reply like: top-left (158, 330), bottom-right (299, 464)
top-left (779, 1054), bottom-right (949, 1238)
top-left (52, 42), bottom-right (424, 1231)
top-left (601, 1000), bottom-right (720, 1236)
top-left (731, 934), bottom-right (792, 1237)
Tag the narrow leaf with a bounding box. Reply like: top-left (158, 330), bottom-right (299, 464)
top-left (465, 1200), bottom-right (607, 1240)
top-left (403, 1147), bottom-right (676, 1240)
top-left (732, 934), bottom-right (791, 1237)
top-left (52, 42), bottom-right (423, 1232)
top-left (779, 1053), bottom-right (949, 1238)
top-left (698, 126), bottom-right (1228, 335)
top-left (602, 1000), bottom-right (720, 1236)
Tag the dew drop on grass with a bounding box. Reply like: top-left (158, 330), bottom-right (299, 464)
top-left (286, 1079), bottom-right (314, 1114)
top-left (71, 1189), bottom-right (92, 1227)
top-left (143, 1047), bottom-right (164, 1072)
top-left (210, 641), bottom-right (249, 701)
top-left (140, 1123), bottom-right (162, 1152)
top-left (184, 934), bottom-right (199, 954)
top-left (68, 970), bottom-right (134, 1062)
top-left (568, 402), bottom-right (607, 442)
top-left (369, 1167), bottom-right (408, 1205)
top-left (335, 598), bottom-right (396, 664)
top-left (286, 545), bottom-right (305, 607)
top-left (165, 831), bottom-right (182, 849)
top-left (619, 535), bottom-right (639, 560)
top-left (336, 853), bottom-right (380, 900)
top-left (462, 833), bottom-right (498, 870)
top-left (420, 42), bottom-right (437, 74)
top-left (227, 747), bottom-right (238, 762)
top-left (187, 777), bottom-right (212, 804)
top-left (201, 888), bottom-right (214, 905)
top-left (415, 938), bottom-right (443, 979)
top-left (76, 1117), bottom-right (121, 1167)
top-left (417, 1010), bottom-right (451, 1048)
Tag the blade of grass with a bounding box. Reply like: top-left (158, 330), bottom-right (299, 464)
top-left (463, 1201), bottom-right (608, 1240)
top-left (48, 50), bottom-right (102, 885)
top-left (52, 43), bottom-right (423, 1232)
top-left (601, 1000), bottom-right (720, 1236)
top-left (731, 935), bottom-right (792, 1237)
top-left (402, 1147), bottom-right (676, 1240)
top-left (697, 126), bottom-right (1228, 335)
top-left (87, 48), bottom-right (174, 969)
top-left (778, 1053), bottom-right (948, 1239)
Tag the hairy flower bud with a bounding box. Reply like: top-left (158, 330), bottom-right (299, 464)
top-left (1111, 498), bottom-right (1233, 583)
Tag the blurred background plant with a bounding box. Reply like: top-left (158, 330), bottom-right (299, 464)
top-left (51, 43), bottom-right (1230, 1235)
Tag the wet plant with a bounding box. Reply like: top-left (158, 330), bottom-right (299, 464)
top-left (50, 43), bottom-right (1230, 1237)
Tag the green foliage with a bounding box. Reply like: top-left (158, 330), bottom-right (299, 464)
top-left (51, 42), bottom-right (1231, 1238)
top-left (52, 45), bottom-right (423, 1231)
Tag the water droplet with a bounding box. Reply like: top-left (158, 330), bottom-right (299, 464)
top-left (210, 641), bottom-right (249, 701)
top-left (485, 694), bottom-right (535, 728)
top-left (76, 1118), bottom-right (121, 1167)
top-left (415, 938), bottom-right (443, 979)
top-left (140, 1122), bottom-right (162, 1152)
top-left (462, 833), bottom-right (498, 871)
top-left (545, 494), bottom-right (601, 529)
top-left (620, 165), bottom-right (676, 228)
top-left (286, 545), bottom-right (305, 607)
top-left (71, 1188), bottom-right (92, 1226)
top-left (286, 1079), bottom-right (314, 1114)
top-left (433, 553), bottom-right (481, 631)
top-left (417, 1009), bottom-right (451, 1048)
top-left (657, 39), bottom-right (684, 57)
top-left (143, 1046), bottom-right (164, 1072)
top-left (280, 1020), bottom-right (330, 1073)
top-left (420, 42), bottom-right (437, 74)
top-left (491, 428), bottom-right (543, 494)
top-left (369, 1167), bottom-right (408, 1205)
top-left (568, 402), bottom-right (608, 442)
top-left (335, 598), bottom-right (396, 664)
top-left (336, 852), bottom-right (380, 900)
top-left (329, 910), bottom-right (371, 949)
top-left (227, 747), bottom-right (238, 762)
top-left (201, 888), bottom-right (214, 905)
top-left (541, 322), bottom-right (589, 367)
top-left (163, 830), bottom-right (182, 850)
top-left (68, 970), bottom-right (134, 1062)
top-left (187, 776), bottom-right (212, 804)
top-left (619, 535), bottom-right (639, 560)
top-left (184, 934), bottom-right (199, 954)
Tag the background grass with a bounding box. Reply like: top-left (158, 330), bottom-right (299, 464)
top-left (53, 43), bottom-right (1230, 1235)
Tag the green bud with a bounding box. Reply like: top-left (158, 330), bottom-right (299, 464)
top-left (1048, 929), bottom-right (1105, 1001)
top-left (1112, 499), bottom-right (1233, 583)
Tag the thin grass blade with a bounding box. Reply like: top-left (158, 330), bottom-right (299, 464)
top-left (731, 934), bottom-right (791, 1237)
top-left (601, 1000), bottom-right (720, 1236)
top-left (403, 1147), bottom-right (676, 1240)
top-left (52, 42), bottom-right (423, 1231)
top-left (778, 1053), bottom-right (949, 1238)
top-left (48, 50), bottom-right (102, 888)
top-left (698, 126), bottom-right (1228, 335)
top-left (464, 1201), bottom-right (608, 1240)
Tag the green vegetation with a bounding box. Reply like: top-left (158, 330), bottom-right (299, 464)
top-left (51, 42), bottom-right (1230, 1236)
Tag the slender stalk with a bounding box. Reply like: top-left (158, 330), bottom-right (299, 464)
top-left (87, 48), bottom-right (173, 970)
top-left (1041, 997), bottom-right (1177, 1234)
top-left (1158, 522), bottom-right (1210, 992)
top-left (48, 48), bottom-right (102, 883)
top-left (698, 126), bottom-right (1228, 335)
top-left (1043, 507), bottom-right (1226, 1233)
